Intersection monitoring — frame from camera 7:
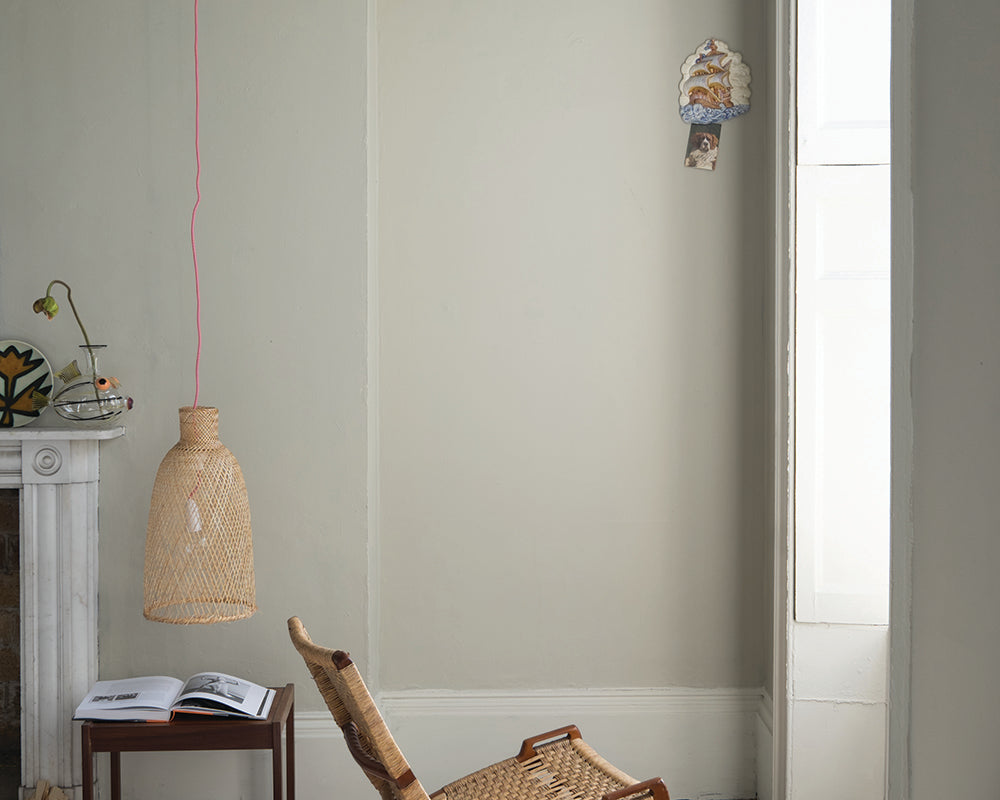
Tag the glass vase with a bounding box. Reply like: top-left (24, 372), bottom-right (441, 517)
top-left (50, 345), bottom-right (132, 426)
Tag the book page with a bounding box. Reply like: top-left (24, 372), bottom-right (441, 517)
top-left (75, 676), bottom-right (184, 717)
top-left (174, 672), bottom-right (273, 718)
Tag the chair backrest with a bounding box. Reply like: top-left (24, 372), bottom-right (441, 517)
top-left (288, 616), bottom-right (430, 800)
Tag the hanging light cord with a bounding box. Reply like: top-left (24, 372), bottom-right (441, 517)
top-left (190, 0), bottom-right (203, 410)
top-left (188, 0), bottom-right (204, 506)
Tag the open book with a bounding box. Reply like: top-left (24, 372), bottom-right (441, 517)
top-left (74, 672), bottom-right (275, 722)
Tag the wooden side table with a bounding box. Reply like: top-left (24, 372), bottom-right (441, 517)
top-left (80, 683), bottom-right (294, 800)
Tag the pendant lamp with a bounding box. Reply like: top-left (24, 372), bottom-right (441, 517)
top-left (143, 0), bottom-right (256, 624)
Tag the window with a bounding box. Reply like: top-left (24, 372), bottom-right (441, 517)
top-left (794, 0), bottom-right (891, 625)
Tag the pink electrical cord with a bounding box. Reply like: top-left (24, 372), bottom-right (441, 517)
top-left (187, 0), bottom-right (203, 506)
top-left (190, 0), bottom-right (203, 410)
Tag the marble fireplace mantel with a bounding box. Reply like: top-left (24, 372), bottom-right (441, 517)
top-left (0, 425), bottom-right (124, 800)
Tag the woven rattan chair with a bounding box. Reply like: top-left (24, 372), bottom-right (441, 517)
top-left (288, 616), bottom-right (670, 800)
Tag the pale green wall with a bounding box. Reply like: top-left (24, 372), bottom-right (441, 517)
top-left (377, 0), bottom-right (768, 690)
top-left (0, 0), bottom-right (767, 719)
top-left (894, 0), bottom-right (1000, 795)
top-left (0, 1), bottom-right (372, 689)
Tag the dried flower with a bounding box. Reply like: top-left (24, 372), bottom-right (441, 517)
top-left (32, 295), bottom-right (59, 319)
top-left (32, 280), bottom-right (97, 379)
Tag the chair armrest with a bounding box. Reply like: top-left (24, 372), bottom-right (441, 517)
top-left (515, 725), bottom-right (583, 762)
top-left (343, 721), bottom-right (417, 789)
top-left (602, 778), bottom-right (670, 800)
top-left (343, 721), bottom-right (393, 782)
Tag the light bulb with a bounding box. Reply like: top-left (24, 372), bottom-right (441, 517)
top-left (185, 497), bottom-right (203, 533)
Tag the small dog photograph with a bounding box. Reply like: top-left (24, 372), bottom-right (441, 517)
top-left (684, 124), bottom-right (722, 171)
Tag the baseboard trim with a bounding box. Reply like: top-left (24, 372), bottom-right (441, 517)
top-left (294, 711), bottom-right (340, 738)
top-left (757, 687), bottom-right (773, 734)
top-left (295, 685), bottom-right (770, 731)
top-left (380, 686), bottom-right (764, 716)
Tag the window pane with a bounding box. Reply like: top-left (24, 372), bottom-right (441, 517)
top-left (797, 0), bottom-right (891, 165)
top-left (795, 165), bottom-right (890, 624)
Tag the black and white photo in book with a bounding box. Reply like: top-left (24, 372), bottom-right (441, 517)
top-left (182, 673), bottom-right (248, 703)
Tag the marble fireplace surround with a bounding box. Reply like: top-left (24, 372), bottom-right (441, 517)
top-left (0, 425), bottom-right (124, 800)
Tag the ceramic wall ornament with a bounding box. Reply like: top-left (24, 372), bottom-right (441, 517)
top-left (679, 38), bottom-right (751, 171)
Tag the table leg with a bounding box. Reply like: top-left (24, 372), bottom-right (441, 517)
top-left (111, 751), bottom-right (122, 800)
top-left (272, 721), bottom-right (283, 800)
top-left (81, 727), bottom-right (93, 800)
top-left (287, 701), bottom-right (295, 800)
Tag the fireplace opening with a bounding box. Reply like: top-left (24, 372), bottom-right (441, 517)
top-left (0, 488), bottom-right (18, 799)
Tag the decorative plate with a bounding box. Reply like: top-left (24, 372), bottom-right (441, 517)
top-left (0, 340), bottom-right (54, 428)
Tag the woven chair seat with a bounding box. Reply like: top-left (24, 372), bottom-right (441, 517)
top-left (434, 734), bottom-right (655, 800)
top-left (288, 617), bottom-right (669, 800)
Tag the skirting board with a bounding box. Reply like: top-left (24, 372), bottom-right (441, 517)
top-left (295, 687), bottom-right (772, 800)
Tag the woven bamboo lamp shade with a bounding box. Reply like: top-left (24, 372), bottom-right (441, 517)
top-left (143, 406), bottom-right (256, 624)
